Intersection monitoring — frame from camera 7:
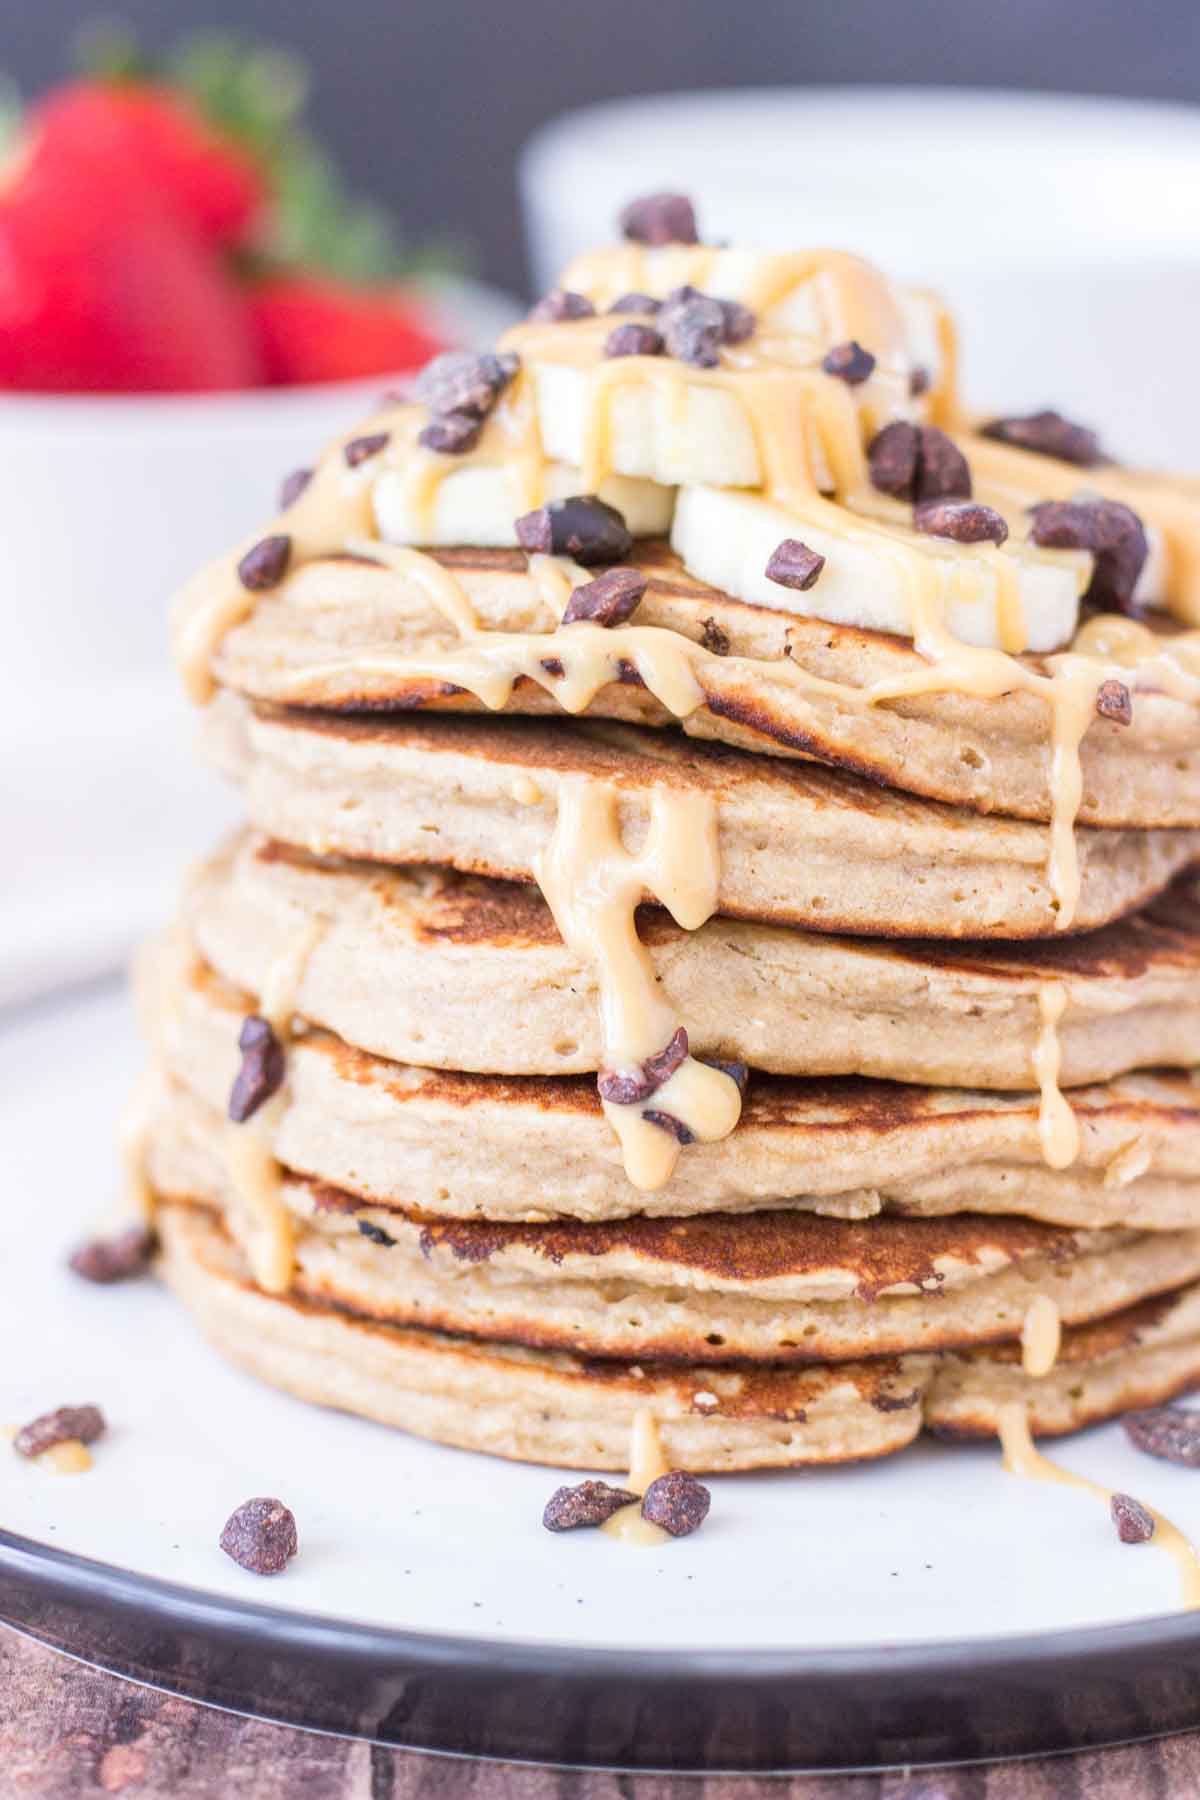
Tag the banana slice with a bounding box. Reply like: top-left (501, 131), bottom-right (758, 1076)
top-left (374, 458), bottom-right (673, 548)
top-left (670, 485), bottom-right (1085, 653)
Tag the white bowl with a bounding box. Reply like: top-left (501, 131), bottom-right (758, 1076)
top-left (521, 88), bottom-right (1200, 467)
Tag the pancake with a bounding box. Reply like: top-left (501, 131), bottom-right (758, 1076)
top-left (142, 935), bottom-right (1200, 1230)
top-left (202, 698), bottom-right (1200, 941)
top-left (158, 1204), bottom-right (1200, 1469)
top-left (190, 833), bottom-right (1200, 1090)
top-left (146, 1089), bottom-right (1200, 1363)
top-left (206, 544), bottom-right (1200, 830)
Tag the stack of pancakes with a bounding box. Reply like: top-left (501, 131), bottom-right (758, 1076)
top-left (135, 199), bottom-right (1200, 1472)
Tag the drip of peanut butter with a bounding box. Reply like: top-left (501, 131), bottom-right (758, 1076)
top-left (1033, 985), bottom-right (1081, 1170)
top-left (997, 1403), bottom-right (1200, 1610)
top-left (224, 920), bottom-right (325, 1292)
top-left (1020, 1295), bottom-right (1062, 1378)
top-left (601, 1407), bottom-right (671, 1547)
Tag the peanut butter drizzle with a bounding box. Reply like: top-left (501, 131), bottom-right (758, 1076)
top-left (1033, 984), bottom-right (1080, 1169)
top-left (533, 774), bottom-right (741, 1190)
top-left (996, 1402), bottom-right (1200, 1610)
top-left (40, 1440), bottom-right (93, 1476)
top-left (601, 1407), bottom-right (671, 1547)
top-left (224, 920), bottom-right (324, 1292)
top-left (1020, 1294), bottom-right (1062, 1378)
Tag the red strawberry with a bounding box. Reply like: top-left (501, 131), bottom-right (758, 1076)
top-left (248, 275), bottom-right (448, 386)
top-left (33, 80), bottom-right (264, 248)
top-left (0, 121), bottom-right (263, 391)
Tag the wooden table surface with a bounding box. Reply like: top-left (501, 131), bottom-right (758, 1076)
top-left (6, 1628), bottom-right (1200, 1798)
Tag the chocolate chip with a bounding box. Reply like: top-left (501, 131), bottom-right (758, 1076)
top-left (543, 1480), bottom-right (637, 1531)
top-left (228, 1015), bottom-right (286, 1124)
top-left (357, 1219), bottom-right (397, 1248)
top-left (605, 322), bottom-right (664, 359)
top-left (278, 467), bottom-right (312, 511)
top-left (68, 1226), bottom-right (154, 1285)
top-left (219, 1497), bottom-right (298, 1575)
top-left (717, 299), bottom-right (756, 345)
top-left (562, 567), bottom-right (647, 627)
top-left (237, 534), bottom-right (292, 592)
top-left (1124, 1406), bottom-right (1200, 1467)
top-left (531, 288), bottom-right (595, 323)
top-left (981, 409), bottom-right (1106, 468)
top-left (417, 350), bottom-right (518, 419)
top-left (343, 431), bottom-right (390, 469)
top-left (418, 410), bottom-right (483, 455)
top-left (609, 292), bottom-right (662, 316)
top-left (598, 1026), bottom-right (689, 1105)
top-left (1096, 678), bottom-right (1133, 726)
top-left (1112, 1492), bottom-right (1156, 1544)
top-left (914, 499), bottom-right (1009, 546)
top-left (700, 617), bottom-right (730, 655)
top-left (515, 495), bottom-right (633, 565)
top-left (868, 423), bottom-right (971, 504)
top-left (765, 539), bottom-right (826, 591)
top-left (910, 366), bottom-right (931, 398)
top-left (641, 1470), bottom-right (711, 1538)
top-left (699, 1055), bottom-right (749, 1093)
top-left (822, 340), bottom-right (876, 385)
top-left (15, 1404), bottom-right (106, 1460)
top-left (642, 1109), bottom-right (695, 1145)
top-left (660, 295), bottom-right (725, 368)
top-left (619, 192), bottom-right (699, 246)
top-left (1028, 499), bottom-right (1148, 613)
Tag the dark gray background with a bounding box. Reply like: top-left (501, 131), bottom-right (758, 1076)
top-left (9, 0), bottom-right (1200, 294)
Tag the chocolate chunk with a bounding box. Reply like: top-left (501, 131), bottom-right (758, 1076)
top-left (913, 499), bottom-right (1009, 546)
top-left (909, 366), bottom-right (931, 398)
top-left (619, 192), bottom-right (699, 246)
top-left (914, 427), bottom-right (972, 503)
top-left (642, 1109), bottom-right (695, 1145)
top-left (609, 292), bottom-right (662, 316)
top-left (530, 288), bottom-right (595, 323)
top-left (15, 1404), bottom-right (106, 1460)
top-left (868, 423), bottom-right (971, 504)
top-left (543, 1480), bottom-right (637, 1531)
top-left (699, 1055), bottom-right (749, 1094)
top-left (598, 1027), bottom-right (689, 1105)
top-left (357, 1219), bottom-right (397, 1248)
top-left (981, 409), bottom-right (1106, 468)
top-left (605, 322), bottom-right (664, 359)
top-left (68, 1225), bottom-right (154, 1285)
top-left (1124, 1406), bottom-right (1200, 1467)
top-left (1028, 499), bottom-right (1148, 613)
top-left (660, 294), bottom-right (725, 368)
top-left (219, 1497), bottom-right (298, 1575)
top-left (278, 467), bottom-right (312, 511)
top-left (641, 1470), bottom-right (711, 1538)
top-left (1111, 1492), bottom-right (1156, 1544)
top-left (418, 410), bottom-right (483, 455)
top-left (515, 495), bottom-right (633, 565)
top-left (228, 1015), bottom-right (286, 1124)
top-left (822, 340), bottom-right (876, 385)
top-left (417, 350), bottom-right (518, 419)
top-left (1096, 678), bottom-right (1133, 726)
top-left (237, 534), bottom-right (292, 592)
top-left (717, 299), bottom-right (756, 345)
top-left (343, 431), bottom-right (390, 469)
top-left (562, 567), bottom-right (647, 627)
top-left (765, 538), bottom-right (826, 591)
top-left (700, 617), bottom-right (730, 655)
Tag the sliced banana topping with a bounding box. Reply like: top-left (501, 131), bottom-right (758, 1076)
top-left (671, 484), bottom-right (1086, 654)
top-left (374, 453), bottom-right (672, 547)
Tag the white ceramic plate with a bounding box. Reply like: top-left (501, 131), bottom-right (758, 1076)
top-left (5, 978), bottom-right (1200, 1766)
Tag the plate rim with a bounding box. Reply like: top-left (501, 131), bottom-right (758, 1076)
top-left (6, 1523), bottom-right (1200, 1771)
